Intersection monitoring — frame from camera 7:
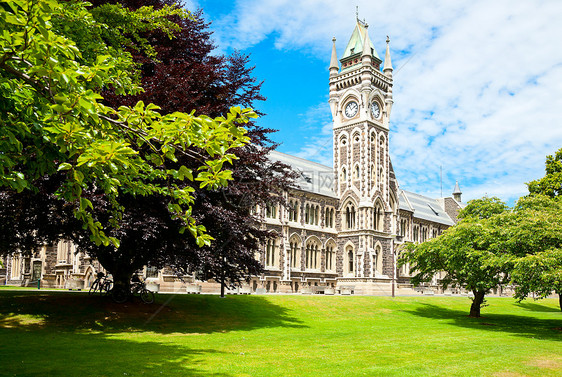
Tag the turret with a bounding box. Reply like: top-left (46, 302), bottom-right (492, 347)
top-left (383, 36), bottom-right (393, 77)
top-left (453, 181), bottom-right (462, 202)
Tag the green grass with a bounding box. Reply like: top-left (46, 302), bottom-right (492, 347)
top-left (0, 290), bottom-right (560, 376)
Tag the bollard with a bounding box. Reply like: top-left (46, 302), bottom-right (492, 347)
top-left (37, 279), bottom-right (40, 290)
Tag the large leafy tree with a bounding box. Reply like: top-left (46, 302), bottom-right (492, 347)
top-left (400, 197), bottom-right (512, 317)
top-left (0, 0), bottom-right (295, 291)
top-left (0, 0), bottom-right (256, 286)
top-left (87, 0), bottom-right (296, 292)
top-left (508, 154), bottom-right (562, 310)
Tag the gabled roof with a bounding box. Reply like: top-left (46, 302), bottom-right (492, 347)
top-left (399, 190), bottom-right (456, 226)
top-left (268, 150), bottom-right (336, 198)
top-left (341, 21), bottom-right (380, 63)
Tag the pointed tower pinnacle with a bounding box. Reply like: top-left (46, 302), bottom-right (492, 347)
top-left (329, 37), bottom-right (339, 76)
top-left (361, 24), bottom-right (373, 65)
top-left (452, 181), bottom-right (462, 202)
top-left (383, 35), bottom-right (393, 77)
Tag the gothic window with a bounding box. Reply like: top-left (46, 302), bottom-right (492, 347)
top-left (304, 204), bottom-right (310, 224)
top-left (266, 203), bottom-right (277, 219)
top-left (353, 132), bottom-right (360, 143)
top-left (353, 164), bottom-right (360, 180)
top-left (374, 203), bottom-right (383, 231)
top-left (324, 208), bottom-right (334, 228)
top-left (400, 219), bottom-right (407, 237)
top-left (370, 131), bottom-right (377, 144)
top-left (289, 237), bottom-right (301, 269)
top-left (288, 200), bottom-right (299, 222)
top-left (374, 245), bottom-right (383, 275)
top-left (265, 239), bottom-right (277, 267)
top-left (345, 203), bottom-right (356, 229)
top-left (146, 265), bottom-right (159, 278)
top-left (305, 239), bottom-right (320, 270)
top-left (345, 246), bottom-right (355, 275)
top-left (340, 135), bottom-right (347, 146)
top-left (314, 205), bottom-right (320, 225)
top-left (413, 226), bottom-right (419, 242)
top-left (341, 167), bottom-right (347, 182)
top-left (325, 243), bottom-right (336, 271)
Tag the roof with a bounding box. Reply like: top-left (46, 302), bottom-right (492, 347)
top-left (399, 190), bottom-right (456, 226)
top-left (268, 150), bottom-right (337, 198)
top-left (341, 21), bottom-right (380, 63)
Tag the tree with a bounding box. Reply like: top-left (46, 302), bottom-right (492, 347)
top-left (0, 0), bottom-right (255, 285)
top-left (0, 0), bottom-right (295, 291)
top-left (527, 148), bottom-right (562, 197)
top-left (400, 197), bottom-right (512, 317)
top-left (86, 0), bottom-right (296, 292)
top-left (508, 195), bottom-right (562, 311)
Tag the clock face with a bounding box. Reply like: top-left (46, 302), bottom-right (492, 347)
top-left (371, 102), bottom-right (381, 119)
top-left (344, 101), bottom-right (359, 118)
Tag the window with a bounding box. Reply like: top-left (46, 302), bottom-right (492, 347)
top-left (326, 244), bottom-right (335, 271)
top-left (265, 239), bottom-right (277, 267)
top-left (346, 246), bottom-right (355, 275)
top-left (374, 245), bottom-right (383, 276)
top-left (304, 204), bottom-right (319, 225)
top-left (341, 167), bottom-right (347, 182)
top-left (146, 265), bottom-right (159, 278)
top-left (400, 219), bottom-right (407, 237)
top-left (340, 135), bottom-right (347, 146)
top-left (413, 226), bottom-right (419, 242)
top-left (324, 208), bottom-right (334, 228)
top-left (374, 204), bottom-right (383, 231)
top-left (353, 164), bottom-right (360, 180)
top-left (289, 238), bottom-right (301, 269)
top-left (305, 240), bottom-right (320, 270)
top-left (353, 132), bottom-right (360, 143)
top-left (266, 203), bottom-right (277, 219)
top-left (288, 200), bottom-right (299, 222)
top-left (345, 203), bottom-right (356, 229)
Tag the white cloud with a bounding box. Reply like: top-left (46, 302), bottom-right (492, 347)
top-left (207, 0), bottom-right (562, 204)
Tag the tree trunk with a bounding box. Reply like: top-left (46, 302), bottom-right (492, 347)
top-left (469, 290), bottom-right (486, 317)
top-left (558, 292), bottom-right (562, 312)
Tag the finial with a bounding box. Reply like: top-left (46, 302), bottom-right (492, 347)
top-left (356, 6), bottom-right (359, 21)
top-left (386, 35), bottom-right (390, 44)
top-left (365, 23), bottom-right (369, 29)
top-left (332, 37), bottom-right (336, 43)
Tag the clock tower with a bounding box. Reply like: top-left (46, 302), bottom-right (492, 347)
top-left (329, 18), bottom-right (399, 280)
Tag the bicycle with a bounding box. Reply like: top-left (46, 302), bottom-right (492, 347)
top-left (88, 272), bottom-right (113, 296)
top-left (111, 275), bottom-right (155, 304)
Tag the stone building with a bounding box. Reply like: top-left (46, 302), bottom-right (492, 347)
top-left (3, 18), bottom-right (465, 294)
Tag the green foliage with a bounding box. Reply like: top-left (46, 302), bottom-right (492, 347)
top-left (458, 196), bottom-right (509, 220)
top-left (527, 147), bottom-right (562, 197)
top-left (0, 0), bottom-right (254, 247)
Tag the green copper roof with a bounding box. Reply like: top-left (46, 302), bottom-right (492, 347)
top-left (341, 21), bottom-right (380, 62)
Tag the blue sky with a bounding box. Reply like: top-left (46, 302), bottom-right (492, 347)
top-left (188, 0), bottom-right (562, 205)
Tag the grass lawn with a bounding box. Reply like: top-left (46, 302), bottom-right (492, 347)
top-left (0, 289), bottom-right (560, 376)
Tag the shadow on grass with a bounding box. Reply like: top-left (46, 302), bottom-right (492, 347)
top-left (0, 290), bottom-right (306, 334)
top-left (403, 302), bottom-right (562, 341)
top-left (0, 290), bottom-right (307, 376)
top-left (515, 301), bottom-right (562, 313)
top-left (0, 326), bottom-right (230, 376)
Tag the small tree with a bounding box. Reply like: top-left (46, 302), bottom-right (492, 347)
top-left (400, 197), bottom-right (511, 317)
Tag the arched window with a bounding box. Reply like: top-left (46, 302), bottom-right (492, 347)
top-left (289, 237), bottom-right (301, 269)
top-left (345, 203), bottom-right (356, 229)
top-left (374, 245), bottom-right (383, 276)
top-left (374, 203), bottom-right (383, 231)
top-left (353, 132), bottom-right (360, 144)
top-left (265, 239), bottom-right (277, 267)
top-left (346, 246), bottom-right (355, 275)
top-left (324, 208), bottom-right (334, 228)
top-left (314, 205), bottom-right (320, 225)
top-left (325, 243), bottom-right (336, 271)
top-left (353, 164), bottom-right (360, 180)
top-left (288, 200), bottom-right (299, 222)
top-left (266, 203), bottom-right (277, 219)
top-left (341, 167), bottom-right (347, 182)
top-left (305, 239), bottom-right (320, 270)
top-left (304, 204), bottom-right (310, 224)
top-left (340, 135), bottom-right (347, 146)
